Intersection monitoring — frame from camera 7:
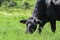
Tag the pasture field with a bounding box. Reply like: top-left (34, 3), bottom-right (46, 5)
top-left (0, 7), bottom-right (60, 40)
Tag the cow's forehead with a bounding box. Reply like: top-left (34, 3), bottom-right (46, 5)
top-left (27, 19), bottom-right (33, 23)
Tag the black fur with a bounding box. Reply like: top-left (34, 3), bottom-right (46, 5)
top-left (20, 0), bottom-right (60, 33)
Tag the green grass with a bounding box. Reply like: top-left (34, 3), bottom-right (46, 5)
top-left (0, 7), bottom-right (60, 40)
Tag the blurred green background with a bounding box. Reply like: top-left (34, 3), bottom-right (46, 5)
top-left (0, 0), bottom-right (60, 40)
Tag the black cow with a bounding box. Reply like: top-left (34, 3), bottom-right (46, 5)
top-left (20, 0), bottom-right (60, 33)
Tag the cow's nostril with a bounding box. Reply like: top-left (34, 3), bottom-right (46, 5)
top-left (26, 29), bottom-right (30, 33)
top-left (26, 30), bottom-right (29, 33)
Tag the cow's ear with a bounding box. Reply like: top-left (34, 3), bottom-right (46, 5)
top-left (36, 19), bottom-right (42, 24)
top-left (20, 20), bottom-right (27, 24)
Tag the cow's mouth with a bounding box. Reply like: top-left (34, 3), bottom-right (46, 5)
top-left (26, 28), bottom-right (35, 34)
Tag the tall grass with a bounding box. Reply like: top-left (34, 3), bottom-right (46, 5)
top-left (0, 0), bottom-right (60, 40)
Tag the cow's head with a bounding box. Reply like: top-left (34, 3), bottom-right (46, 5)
top-left (20, 17), bottom-right (42, 34)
